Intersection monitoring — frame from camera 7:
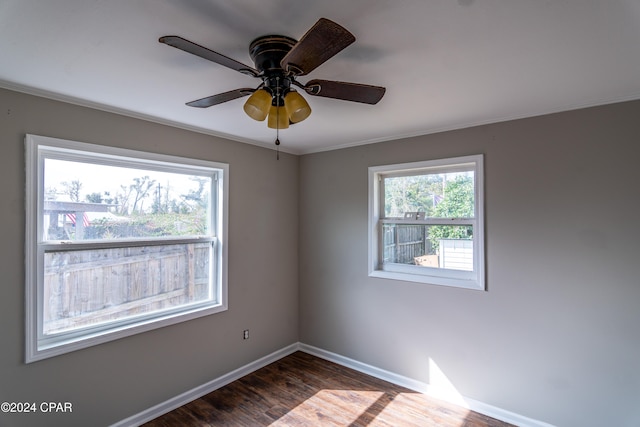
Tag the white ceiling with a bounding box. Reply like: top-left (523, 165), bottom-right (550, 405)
top-left (2, 0), bottom-right (639, 154)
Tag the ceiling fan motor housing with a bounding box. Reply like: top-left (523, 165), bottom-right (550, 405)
top-left (249, 35), bottom-right (297, 105)
top-left (249, 35), bottom-right (296, 73)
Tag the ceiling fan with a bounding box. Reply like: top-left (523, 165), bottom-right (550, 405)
top-left (159, 18), bottom-right (386, 137)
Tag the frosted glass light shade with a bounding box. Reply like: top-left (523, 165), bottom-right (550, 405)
top-left (268, 106), bottom-right (289, 129)
top-left (243, 89), bottom-right (272, 121)
top-left (284, 91), bottom-right (312, 123)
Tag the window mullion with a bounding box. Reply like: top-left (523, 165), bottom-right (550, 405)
top-left (380, 218), bottom-right (475, 226)
top-left (40, 236), bottom-right (215, 252)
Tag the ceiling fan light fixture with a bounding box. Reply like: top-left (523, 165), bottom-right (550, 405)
top-left (243, 88), bottom-right (271, 121)
top-left (284, 90), bottom-right (312, 123)
top-left (268, 105), bottom-right (289, 129)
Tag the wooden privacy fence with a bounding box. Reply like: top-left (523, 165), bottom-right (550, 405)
top-left (383, 224), bottom-right (473, 270)
top-left (383, 224), bottom-right (429, 264)
top-left (43, 242), bottom-right (211, 334)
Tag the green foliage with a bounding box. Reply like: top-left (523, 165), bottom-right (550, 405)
top-left (384, 173), bottom-right (473, 219)
top-left (432, 175), bottom-right (474, 218)
top-left (86, 211), bottom-right (207, 239)
top-left (85, 192), bottom-right (103, 203)
top-left (133, 211), bottom-right (208, 236)
top-left (74, 175), bottom-right (210, 239)
top-left (384, 174), bottom-right (443, 217)
top-left (428, 175), bottom-right (474, 249)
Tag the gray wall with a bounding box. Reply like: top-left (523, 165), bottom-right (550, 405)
top-left (299, 100), bottom-right (640, 427)
top-left (0, 88), bottom-right (299, 426)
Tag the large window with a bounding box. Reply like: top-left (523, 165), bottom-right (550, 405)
top-left (368, 155), bottom-right (484, 290)
top-left (25, 135), bottom-right (228, 362)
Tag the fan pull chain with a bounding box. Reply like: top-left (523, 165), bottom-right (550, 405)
top-left (275, 77), bottom-right (281, 160)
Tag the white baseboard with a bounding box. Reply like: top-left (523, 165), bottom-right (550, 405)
top-left (110, 343), bottom-right (299, 427)
top-left (299, 343), bottom-right (555, 427)
top-left (112, 342), bottom-right (554, 427)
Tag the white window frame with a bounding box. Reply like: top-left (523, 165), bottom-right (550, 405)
top-left (25, 134), bottom-right (229, 362)
top-left (368, 154), bottom-right (485, 290)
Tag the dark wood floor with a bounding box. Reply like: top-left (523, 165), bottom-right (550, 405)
top-left (143, 351), bottom-right (515, 427)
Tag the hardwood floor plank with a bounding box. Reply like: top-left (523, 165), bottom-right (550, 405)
top-left (143, 352), bottom-right (515, 427)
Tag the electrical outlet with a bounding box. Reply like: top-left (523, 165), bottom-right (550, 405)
top-left (243, 329), bottom-right (249, 340)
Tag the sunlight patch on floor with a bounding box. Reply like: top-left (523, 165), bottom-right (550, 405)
top-left (271, 389), bottom-right (384, 426)
top-left (271, 382), bottom-right (475, 426)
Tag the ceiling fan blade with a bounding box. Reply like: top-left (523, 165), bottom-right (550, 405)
top-left (280, 18), bottom-right (355, 76)
top-left (304, 79), bottom-right (386, 105)
top-left (186, 88), bottom-right (254, 108)
top-left (159, 36), bottom-right (259, 77)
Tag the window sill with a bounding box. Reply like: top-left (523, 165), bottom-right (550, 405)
top-left (28, 302), bottom-right (227, 363)
top-left (368, 269), bottom-right (484, 291)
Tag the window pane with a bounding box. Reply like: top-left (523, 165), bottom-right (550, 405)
top-left (43, 242), bottom-right (213, 335)
top-left (43, 158), bottom-right (211, 241)
top-left (384, 171), bottom-right (474, 218)
top-left (383, 224), bottom-right (473, 271)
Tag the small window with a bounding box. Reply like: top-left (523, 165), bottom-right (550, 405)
top-left (368, 155), bottom-right (484, 290)
top-left (25, 135), bottom-right (228, 362)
